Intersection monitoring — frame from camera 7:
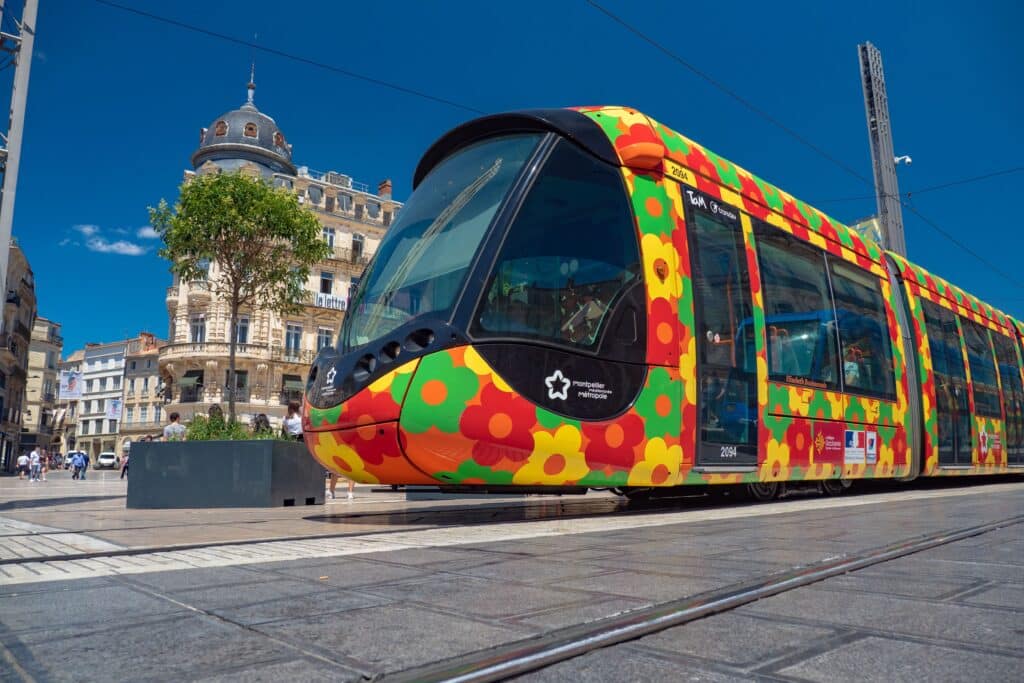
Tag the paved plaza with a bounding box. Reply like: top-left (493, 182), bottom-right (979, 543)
top-left (0, 472), bottom-right (1022, 681)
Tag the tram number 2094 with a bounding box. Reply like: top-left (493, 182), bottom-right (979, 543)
top-left (720, 446), bottom-right (738, 459)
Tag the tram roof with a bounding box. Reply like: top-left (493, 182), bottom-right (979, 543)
top-left (415, 106), bottom-right (1021, 334)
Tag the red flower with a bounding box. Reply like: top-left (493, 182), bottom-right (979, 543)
top-left (785, 418), bottom-right (813, 467)
top-left (648, 297), bottom-right (677, 365)
top-left (890, 428), bottom-right (908, 467)
top-left (583, 413), bottom-right (645, 470)
top-left (337, 424), bottom-right (396, 466)
top-left (459, 382), bottom-right (537, 465)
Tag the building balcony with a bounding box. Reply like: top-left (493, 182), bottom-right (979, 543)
top-left (187, 280), bottom-right (211, 301)
top-left (329, 245), bottom-right (371, 266)
top-left (161, 341), bottom-right (273, 362)
top-left (305, 291), bottom-right (347, 311)
top-left (166, 286), bottom-right (179, 304)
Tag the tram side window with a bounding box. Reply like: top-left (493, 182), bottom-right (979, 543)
top-left (827, 258), bottom-right (896, 399)
top-left (474, 139), bottom-right (642, 354)
top-left (754, 225), bottom-right (839, 389)
top-left (992, 332), bottom-right (1024, 456)
top-left (961, 318), bottom-right (1002, 417)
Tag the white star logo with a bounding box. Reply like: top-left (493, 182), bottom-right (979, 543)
top-left (324, 366), bottom-right (337, 385)
top-left (545, 369), bottom-right (571, 401)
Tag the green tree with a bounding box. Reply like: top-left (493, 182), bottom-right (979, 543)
top-left (150, 171), bottom-right (331, 423)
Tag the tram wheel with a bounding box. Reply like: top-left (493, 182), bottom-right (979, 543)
top-left (821, 478), bottom-right (852, 496)
top-left (745, 481), bottom-right (779, 502)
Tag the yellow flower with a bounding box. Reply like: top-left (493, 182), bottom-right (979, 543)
top-left (462, 346), bottom-right (512, 392)
top-left (757, 356), bottom-right (769, 407)
top-left (863, 399), bottom-right (881, 424)
top-left (760, 438), bottom-right (791, 481)
top-left (826, 392), bottom-right (844, 418)
top-left (627, 438), bottom-right (682, 486)
top-left (367, 358), bottom-right (420, 394)
top-left (788, 388), bottom-right (813, 416)
top-left (679, 335), bottom-right (697, 405)
top-left (513, 426), bottom-right (590, 485)
top-left (641, 233), bottom-right (681, 301)
top-left (311, 432), bottom-right (379, 484)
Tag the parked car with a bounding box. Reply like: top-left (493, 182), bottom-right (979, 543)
top-left (97, 452), bottom-right (118, 469)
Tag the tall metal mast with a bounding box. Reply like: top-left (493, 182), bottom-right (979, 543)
top-left (0, 0), bottom-right (38, 302)
top-left (859, 41), bottom-right (906, 256)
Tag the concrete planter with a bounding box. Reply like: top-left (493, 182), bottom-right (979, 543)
top-left (126, 440), bottom-right (324, 509)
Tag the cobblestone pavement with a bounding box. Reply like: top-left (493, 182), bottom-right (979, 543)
top-left (1, 473), bottom-right (1021, 681)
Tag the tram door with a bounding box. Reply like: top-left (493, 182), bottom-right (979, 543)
top-left (686, 194), bottom-right (758, 466)
top-left (921, 300), bottom-right (972, 466)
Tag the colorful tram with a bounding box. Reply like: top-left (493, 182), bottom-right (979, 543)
top-left (301, 106), bottom-right (1024, 500)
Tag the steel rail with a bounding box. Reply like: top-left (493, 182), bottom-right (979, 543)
top-left (387, 514), bottom-right (1024, 683)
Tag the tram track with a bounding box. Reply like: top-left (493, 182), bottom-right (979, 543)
top-left (0, 478), bottom-right (1019, 569)
top-left (385, 513), bottom-right (1024, 683)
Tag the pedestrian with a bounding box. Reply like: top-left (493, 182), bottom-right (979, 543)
top-left (29, 448), bottom-right (41, 483)
top-left (163, 412), bottom-right (186, 441)
top-left (80, 451), bottom-right (89, 480)
top-left (252, 413), bottom-right (272, 436)
top-left (71, 451), bottom-right (81, 480)
top-left (40, 448), bottom-right (48, 481)
top-left (120, 450), bottom-right (129, 480)
top-left (16, 452), bottom-right (29, 480)
top-left (282, 401), bottom-right (303, 441)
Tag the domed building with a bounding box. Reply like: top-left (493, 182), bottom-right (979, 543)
top-left (158, 74), bottom-right (401, 429)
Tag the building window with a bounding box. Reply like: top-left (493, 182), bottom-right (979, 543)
top-left (140, 406), bottom-right (148, 422)
top-left (86, 379), bottom-right (94, 392)
top-left (244, 122), bottom-right (258, 138)
top-left (113, 376), bottom-right (121, 390)
top-left (126, 407), bottom-right (134, 424)
top-left (352, 234), bottom-right (365, 261)
top-left (95, 419), bottom-right (103, 434)
top-left (273, 132), bottom-right (285, 147)
top-left (338, 193), bottom-right (353, 212)
top-left (81, 419), bottom-right (88, 435)
top-left (325, 195), bottom-right (335, 212)
top-left (154, 405), bottom-right (162, 423)
top-left (366, 201), bottom-right (381, 219)
top-left (320, 271), bottom-right (334, 295)
top-left (108, 419), bottom-right (117, 433)
top-left (323, 227), bottom-right (336, 248)
top-left (317, 327), bottom-right (333, 351)
top-left (46, 351), bottom-right (56, 369)
top-left (191, 315), bottom-right (206, 343)
top-left (308, 186), bottom-right (323, 205)
top-left (130, 361), bottom-right (137, 370)
top-left (143, 377), bottom-right (149, 392)
top-left (274, 176), bottom-right (293, 191)
top-left (214, 120), bottom-right (227, 136)
top-left (234, 316), bottom-right (249, 345)
top-left (147, 359), bottom-right (153, 369)
top-left (129, 378), bottom-right (135, 394)
top-left (285, 324), bottom-right (302, 360)
top-left (383, 210), bottom-right (392, 227)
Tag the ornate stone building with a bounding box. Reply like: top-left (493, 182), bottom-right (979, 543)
top-left (75, 340), bottom-right (128, 456)
top-left (1, 240), bottom-right (35, 471)
top-left (159, 78), bottom-right (399, 426)
top-left (22, 316), bottom-right (62, 455)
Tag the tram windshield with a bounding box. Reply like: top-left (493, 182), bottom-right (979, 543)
top-left (339, 134), bottom-right (543, 351)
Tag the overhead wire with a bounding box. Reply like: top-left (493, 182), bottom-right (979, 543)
top-left (814, 167), bottom-right (1024, 204)
top-left (585, 0), bottom-right (1023, 291)
top-left (91, 0), bottom-right (486, 116)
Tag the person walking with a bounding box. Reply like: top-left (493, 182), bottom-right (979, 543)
top-left (120, 450), bottom-right (129, 479)
top-left (282, 401), bottom-right (303, 441)
top-left (327, 473), bottom-right (355, 500)
top-left (29, 448), bottom-right (41, 483)
top-left (40, 448), bottom-right (48, 481)
top-left (163, 412), bottom-right (186, 441)
top-left (80, 451), bottom-right (89, 480)
top-left (16, 452), bottom-right (29, 480)
top-left (70, 451), bottom-right (81, 480)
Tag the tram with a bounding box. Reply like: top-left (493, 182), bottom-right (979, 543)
top-left (301, 106), bottom-right (1024, 500)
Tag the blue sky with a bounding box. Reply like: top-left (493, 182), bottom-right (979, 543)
top-left (17, 0), bottom-right (1023, 354)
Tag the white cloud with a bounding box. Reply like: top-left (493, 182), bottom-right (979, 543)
top-left (136, 225), bottom-right (160, 239)
top-left (58, 238), bottom-right (76, 247)
top-left (85, 237), bottom-right (148, 256)
top-left (73, 224), bottom-right (100, 237)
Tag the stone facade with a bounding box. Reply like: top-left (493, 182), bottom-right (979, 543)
top-left (159, 83), bottom-right (399, 428)
top-left (119, 332), bottom-right (164, 450)
top-left (0, 241), bottom-right (36, 471)
top-left (75, 340), bottom-right (127, 457)
top-left (22, 316), bottom-right (62, 454)
top-left (55, 349), bottom-right (83, 456)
